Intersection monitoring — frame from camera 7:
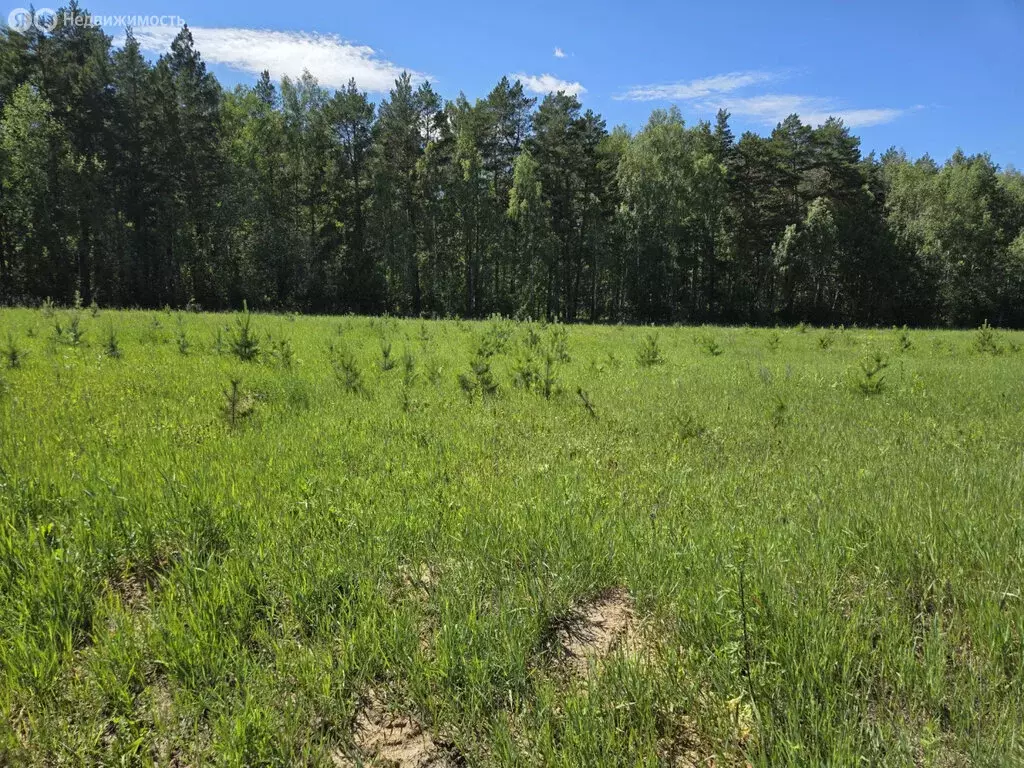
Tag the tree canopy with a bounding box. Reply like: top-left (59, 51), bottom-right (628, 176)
top-left (2, 14), bottom-right (1022, 327)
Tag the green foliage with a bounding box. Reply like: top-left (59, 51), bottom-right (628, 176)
top-left (175, 316), bottom-right (191, 355)
top-left (547, 323), bottom-right (571, 362)
top-left (697, 332), bottom-right (724, 356)
top-left (221, 377), bottom-right (254, 428)
top-left (673, 410), bottom-right (706, 442)
top-left (213, 327), bottom-right (226, 355)
top-left (459, 349), bottom-right (500, 400)
top-left (576, 387), bottom-right (597, 419)
top-left (269, 336), bottom-right (295, 369)
top-left (636, 333), bottom-right (665, 367)
top-left (103, 325), bottom-right (122, 359)
top-left (3, 333), bottom-right (24, 369)
top-left (856, 350), bottom-right (889, 395)
top-left (379, 339), bottom-right (395, 371)
top-left (771, 396), bottom-right (788, 428)
top-left (229, 303), bottom-right (260, 362)
top-left (53, 312), bottom-right (86, 347)
top-left (539, 352), bottom-right (559, 399)
top-left (513, 329), bottom-right (561, 398)
top-left (895, 325), bottom-right (913, 352)
top-left (0, 311), bottom-right (1023, 766)
top-left (524, 324), bottom-right (542, 350)
top-left (512, 349), bottom-right (540, 390)
top-left (330, 344), bottom-right (364, 395)
top-left (0, 28), bottom-right (1022, 333)
top-left (401, 348), bottom-right (417, 386)
top-left (975, 320), bottom-right (1003, 355)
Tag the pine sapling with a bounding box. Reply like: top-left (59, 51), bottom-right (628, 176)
top-left (524, 324), bottom-right (542, 349)
top-left (473, 355), bottom-right (500, 398)
top-left (3, 333), bottom-right (24, 369)
top-left (975, 320), bottom-right (1002, 355)
top-left (103, 324), bottom-right (122, 359)
top-left (221, 377), bottom-right (253, 428)
top-left (213, 327), bottom-right (226, 355)
top-left (176, 317), bottom-right (190, 355)
top-left (895, 325), bottom-right (913, 352)
top-left (548, 323), bottom-right (571, 362)
top-left (68, 315), bottom-right (84, 346)
top-left (460, 350), bottom-right (499, 400)
top-left (229, 301), bottom-right (260, 362)
top-left (402, 348), bottom-right (417, 387)
top-left (857, 350), bottom-right (889, 395)
top-left (270, 335), bottom-right (294, 369)
top-left (512, 349), bottom-right (540, 390)
top-left (380, 339), bottom-right (395, 371)
top-left (54, 312), bottom-right (85, 346)
top-left (330, 345), bottom-right (364, 395)
top-left (637, 333), bottom-right (664, 367)
top-left (702, 335), bottom-right (723, 356)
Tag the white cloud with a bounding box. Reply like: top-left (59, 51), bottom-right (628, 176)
top-left (129, 26), bottom-right (427, 92)
top-left (800, 108), bottom-right (907, 128)
top-left (513, 72), bottom-right (586, 96)
top-left (616, 70), bottom-right (908, 128)
top-left (697, 94), bottom-right (906, 127)
top-left (553, 47), bottom-right (567, 58)
top-left (615, 70), bottom-right (778, 101)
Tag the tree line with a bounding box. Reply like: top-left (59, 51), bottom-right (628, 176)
top-left (2, 15), bottom-right (1023, 326)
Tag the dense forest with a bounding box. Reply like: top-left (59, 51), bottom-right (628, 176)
top-left (2, 15), bottom-right (1023, 326)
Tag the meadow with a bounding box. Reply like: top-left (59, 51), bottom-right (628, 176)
top-left (1, 306), bottom-right (1022, 767)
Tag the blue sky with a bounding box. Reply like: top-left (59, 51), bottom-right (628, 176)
top-left (59, 0), bottom-right (1024, 165)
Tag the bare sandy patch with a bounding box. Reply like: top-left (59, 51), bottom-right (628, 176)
top-left (332, 692), bottom-right (457, 768)
top-left (556, 587), bottom-right (639, 677)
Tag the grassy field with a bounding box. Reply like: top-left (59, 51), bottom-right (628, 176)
top-left (1, 307), bottom-right (1023, 767)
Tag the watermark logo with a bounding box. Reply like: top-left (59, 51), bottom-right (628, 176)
top-left (7, 7), bottom-right (184, 31)
top-left (8, 7), bottom-right (57, 32)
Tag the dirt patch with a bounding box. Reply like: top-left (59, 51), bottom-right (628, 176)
top-left (659, 714), bottom-right (713, 767)
top-left (399, 562), bottom-right (436, 601)
top-left (658, 707), bottom-right (755, 767)
top-left (333, 692), bottom-right (457, 768)
top-left (109, 571), bottom-right (150, 608)
top-left (556, 588), bottom-right (638, 677)
top-left (108, 553), bottom-right (178, 609)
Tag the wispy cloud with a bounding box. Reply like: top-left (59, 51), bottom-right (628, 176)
top-left (698, 94), bottom-right (907, 127)
top-left (553, 47), bottom-right (567, 58)
top-left (617, 70), bottom-right (909, 127)
top-left (513, 72), bottom-right (586, 96)
top-left (615, 70), bottom-right (778, 101)
top-left (129, 27), bottom-right (427, 92)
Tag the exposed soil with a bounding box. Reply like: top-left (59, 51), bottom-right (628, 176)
top-left (333, 692), bottom-right (457, 768)
top-left (557, 587), bottom-right (638, 677)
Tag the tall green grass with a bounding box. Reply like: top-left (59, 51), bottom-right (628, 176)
top-left (1, 309), bottom-right (1022, 766)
